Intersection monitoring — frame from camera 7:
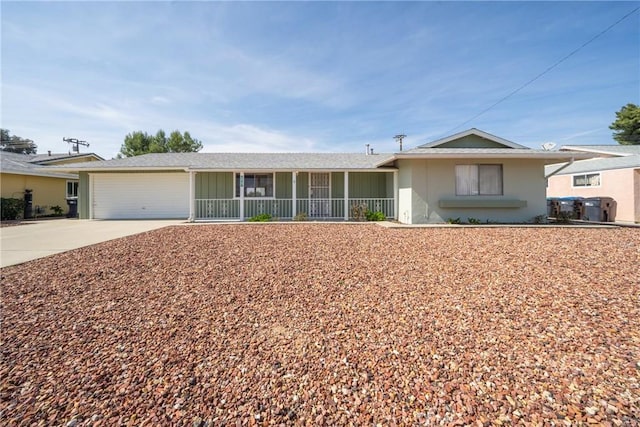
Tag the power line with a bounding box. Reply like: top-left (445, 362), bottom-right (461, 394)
top-left (441, 6), bottom-right (640, 137)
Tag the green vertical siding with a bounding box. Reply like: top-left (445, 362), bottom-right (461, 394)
top-left (331, 172), bottom-right (344, 198)
top-left (297, 172), bottom-right (309, 198)
top-left (196, 172), bottom-right (233, 199)
top-left (437, 135), bottom-right (507, 148)
top-left (276, 172), bottom-right (292, 198)
top-left (349, 172), bottom-right (390, 198)
top-left (79, 172), bottom-right (89, 219)
top-left (386, 173), bottom-right (394, 197)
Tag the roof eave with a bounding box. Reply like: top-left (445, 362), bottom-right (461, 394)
top-left (379, 152), bottom-right (594, 164)
top-left (2, 169), bottom-right (79, 179)
top-left (560, 146), bottom-right (632, 157)
top-left (189, 167), bottom-right (397, 172)
top-left (42, 166), bottom-right (190, 173)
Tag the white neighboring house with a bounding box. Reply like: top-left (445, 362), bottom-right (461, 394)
top-left (546, 145), bottom-right (640, 224)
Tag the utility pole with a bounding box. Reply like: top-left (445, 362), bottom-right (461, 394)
top-left (394, 134), bottom-right (406, 152)
top-left (63, 137), bottom-right (90, 153)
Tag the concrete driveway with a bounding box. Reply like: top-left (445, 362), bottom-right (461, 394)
top-left (0, 219), bottom-right (184, 268)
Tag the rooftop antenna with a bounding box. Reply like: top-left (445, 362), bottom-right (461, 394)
top-left (394, 134), bottom-right (406, 151)
top-left (63, 137), bottom-right (90, 153)
top-left (541, 142), bottom-right (557, 151)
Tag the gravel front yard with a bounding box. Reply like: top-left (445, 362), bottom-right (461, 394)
top-left (1, 224), bottom-right (639, 426)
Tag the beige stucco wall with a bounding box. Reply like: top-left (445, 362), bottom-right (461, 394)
top-left (397, 158), bottom-right (548, 224)
top-left (1, 173), bottom-right (74, 215)
top-left (547, 168), bottom-right (639, 223)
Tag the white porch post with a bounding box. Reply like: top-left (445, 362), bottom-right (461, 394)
top-left (344, 171), bottom-right (349, 221)
top-left (292, 172), bottom-right (297, 218)
top-left (88, 173), bottom-right (94, 220)
top-left (188, 171), bottom-right (196, 222)
top-left (393, 170), bottom-right (398, 220)
top-left (239, 172), bottom-right (245, 221)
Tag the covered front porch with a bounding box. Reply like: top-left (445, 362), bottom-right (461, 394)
top-left (190, 170), bottom-right (397, 221)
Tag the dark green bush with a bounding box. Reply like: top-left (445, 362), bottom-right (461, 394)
top-left (248, 213), bottom-right (272, 222)
top-left (365, 210), bottom-right (386, 221)
top-left (1, 198), bottom-right (23, 220)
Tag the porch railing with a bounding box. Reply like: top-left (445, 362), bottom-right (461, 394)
top-left (348, 198), bottom-right (395, 219)
top-left (195, 199), bottom-right (239, 220)
top-left (296, 199), bottom-right (345, 219)
top-left (194, 197), bottom-right (395, 220)
top-left (244, 199), bottom-right (293, 219)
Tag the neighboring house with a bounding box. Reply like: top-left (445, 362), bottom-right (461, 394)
top-left (50, 129), bottom-right (590, 223)
top-left (546, 145), bottom-right (640, 224)
top-left (1, 151), bottom-right (103, 217)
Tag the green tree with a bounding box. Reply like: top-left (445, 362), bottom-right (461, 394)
top-left (610, 103), bottom-right (640, 145)
top-left (1, 128), bottom-right (37, 154)
top-left (119, 129), bottom-right (202, 157)
top-left (167, 130), bottom-right (203, 152)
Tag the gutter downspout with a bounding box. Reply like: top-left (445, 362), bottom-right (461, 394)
top-left (545, 157), bottom-right (575, 179)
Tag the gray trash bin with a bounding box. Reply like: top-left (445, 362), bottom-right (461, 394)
top-left (558, 197), bottom-right (583, 219)
top-left (546, 197), bottom-right (560, 218)
top-left (66, 197), bottom-right (78, 218)
top-left (583, 197), bottom-right (616, 222)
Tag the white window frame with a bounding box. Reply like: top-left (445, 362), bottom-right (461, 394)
top-left (455, 164), bottom-right (503, 196)
top-left (66, 180), bottom-right (79, 198)
top-left (572, 172), bottom-right (601, 188)
top-left (235, 172), bottom-right (276, 199)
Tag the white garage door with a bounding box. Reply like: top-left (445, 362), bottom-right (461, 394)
top-left (92, 173), bottom-right (189, 219)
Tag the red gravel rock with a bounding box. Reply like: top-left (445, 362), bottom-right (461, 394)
top-left (1, 224), bottom-right (639, 425)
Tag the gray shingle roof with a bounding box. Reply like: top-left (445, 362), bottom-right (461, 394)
top-left (545, 155), bottom-right (640, 175)
top-left (560, 145), bottom-right (640, 156)
top-left (45, 152), bottom-right (396, 171)
top-left (1, 151), bottom-right (78, 179)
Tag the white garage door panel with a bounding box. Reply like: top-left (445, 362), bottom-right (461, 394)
top-left (93, 173), bottom-right (189, 219)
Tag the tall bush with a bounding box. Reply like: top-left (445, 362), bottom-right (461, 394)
top-left (1, 198), bottom-right (23, 220)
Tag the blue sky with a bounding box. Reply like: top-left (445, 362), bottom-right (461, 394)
top-left (1, 1), bottom-right (638, 159)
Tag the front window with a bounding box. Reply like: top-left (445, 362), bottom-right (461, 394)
top-left (235, 173), bottom-right (274, 198)
top-left (573, 173), bottom-right (600, 187)
top-left (66, 180), bottom-right (79, 198)
top-left (455, 164), bottom-right (503, 196)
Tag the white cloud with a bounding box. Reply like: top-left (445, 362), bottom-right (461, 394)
top-left (194, 123), bottom-right (318, 153)
top-left (151, 96), bottom-right (171, 105)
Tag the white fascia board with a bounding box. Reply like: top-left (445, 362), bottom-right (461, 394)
top-left (43, 166), bottom-right (190, 173)
top-left (188, 168), bottom-right (397, 172)
top-left (3, 170), bottom-right (79, 179)
top-left (382, 152), bottom-right (594, 162)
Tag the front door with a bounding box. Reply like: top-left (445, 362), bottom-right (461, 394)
top-left (309, 173), bottom-right (331, 217)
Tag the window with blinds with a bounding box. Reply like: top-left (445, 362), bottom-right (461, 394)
top-left (455, 164), bottom-right (503, 196)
